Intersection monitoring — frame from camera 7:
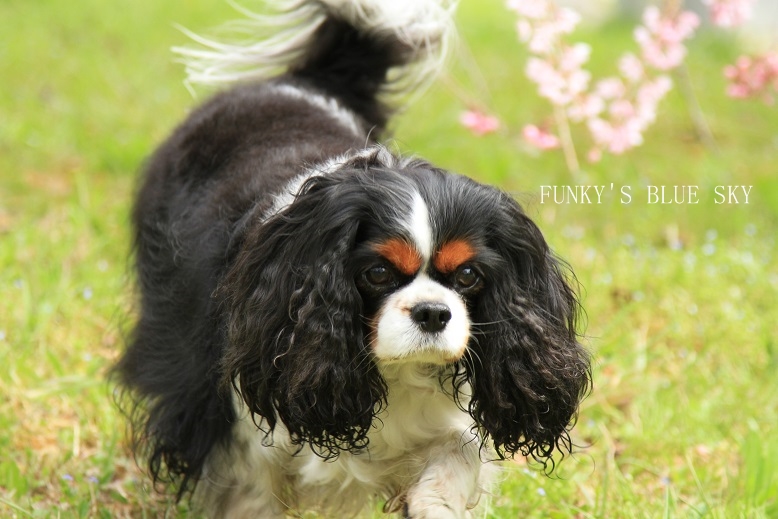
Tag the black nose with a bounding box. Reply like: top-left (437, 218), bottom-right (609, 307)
top-left (411, 303), bottom-right (452, 333)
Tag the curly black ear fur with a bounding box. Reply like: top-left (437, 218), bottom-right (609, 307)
top-left (219, 171), bottom-right (389, 458)
top-left (462, 192), bottom-right (591, 469)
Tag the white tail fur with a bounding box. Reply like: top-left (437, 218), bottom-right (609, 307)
top-left (173, 0), bottom-right (456, 96)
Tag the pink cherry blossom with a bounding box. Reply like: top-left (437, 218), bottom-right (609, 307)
top-left (638, 75), bottom-right (672, 103)
top-left (595, 78), bottom-right (626, 100)
top-left (584, 8), bottom-right (695, 158)
top-left (587, 148), bottom-right (602, 163)
top-left (515, 2), bottom-right (591, 107)
top-left (567, 93), bottom-right (605, 122)
top-left (507, 1), bottom-right (577, 46)
top-left (702, 0), bottom-right (755, 28)
top-left (459, 110), bottom-right (501, 136)
top-left (560, 43), bottom-right (591, 73)
top-left (609, 99), bottom-right (636, 120)
top-left (619, 53), bottom-right (644, 83)
top-left (587, 117), bottom-right (644, 155)
top-left (522, 124), bottom-right (560, 149)
top-left (635, 75), bottom-right (673, 123)
top-left (526, 57), bottom-right (590, 106)
top-left (506, 0), bottom-right (548, 20)
top-left (634, 7), bottom-right (699, 71)
top-left (724, 52), bottom-right (778, 104)
top-left (516, 5), bottom-right (581, 54)
top-left (499, 0), bottom-right (759, 167)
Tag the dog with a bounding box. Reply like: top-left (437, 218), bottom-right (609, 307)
top-left (114, 0), bottom-right (591, 517)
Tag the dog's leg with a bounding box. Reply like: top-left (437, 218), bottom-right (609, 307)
top-left (196, 464), bottom-right (290, 519)
top-left (203, 485), bottom-right (288, 519)
top-left (195, 432), bottom-right (292, 519)
top-left (402, 436), bottom-right (492, 519)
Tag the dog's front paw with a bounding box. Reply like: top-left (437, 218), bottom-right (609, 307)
top-left (403, 493), bottom-right (463, 519)
top-left (385, 494), bottom-right (456, 519)
top-left (403, 502), bottom-right (460, 519)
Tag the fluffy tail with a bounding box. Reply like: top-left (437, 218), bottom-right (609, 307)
top-left (174, 0), bottom-right (455, 102)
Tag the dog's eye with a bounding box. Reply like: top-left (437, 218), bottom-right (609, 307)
top-left (454, 265), bottom-right (481, 291)
top-left (365, 265), bottom-right (394, 287)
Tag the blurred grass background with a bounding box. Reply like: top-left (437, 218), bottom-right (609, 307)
top-left (1, 0), bottom-right (777, 517)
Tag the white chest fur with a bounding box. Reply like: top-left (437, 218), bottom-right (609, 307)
top-left (200, 364), bottom-right (496, 518)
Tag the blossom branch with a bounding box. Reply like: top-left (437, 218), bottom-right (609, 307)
top-left (507, 0), bottom-right (700, 166)
top-left (456, 0), bottom-right (770, 168)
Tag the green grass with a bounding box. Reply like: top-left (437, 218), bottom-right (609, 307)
top-left (2, 0), bottom-right (777, 517)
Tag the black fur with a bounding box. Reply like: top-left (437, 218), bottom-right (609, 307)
top-left (289, 17), bottom-right (412, 128)
top-left (220, 168), bottom-right (408, 458)
top-left (112, 11), bottom-right (396, 495)
top-left (413, 169), bottom-right (591, 466)
top-left (461, 190), bottom-right (590, 467)
top-left (112, 1), bottom-right (591, 502)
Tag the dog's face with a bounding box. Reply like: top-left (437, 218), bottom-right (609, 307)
top-left (221, 150), bottom-right (590, 465)
top-left (354, 195), bottom-right (481, 366)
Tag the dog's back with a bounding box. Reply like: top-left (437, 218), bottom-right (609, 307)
top-left (114, 0), bottom-right (455, 503)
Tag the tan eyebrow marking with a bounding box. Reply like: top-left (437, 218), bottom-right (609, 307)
top-left (434, 239), bottom-right (476, 274)
top-left (374, 238), bottom-right (423, 276)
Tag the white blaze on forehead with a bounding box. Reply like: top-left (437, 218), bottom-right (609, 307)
top-left (403, 192), bottom-right (433, 264)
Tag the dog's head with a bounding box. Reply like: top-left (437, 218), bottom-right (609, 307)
top-left (221, 148), bottom-right (590, 465)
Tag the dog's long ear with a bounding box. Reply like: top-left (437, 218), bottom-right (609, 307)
top-left (220, 173), bottom-right (386, 458)
top-left (464, 192), bottom-right (591, 469)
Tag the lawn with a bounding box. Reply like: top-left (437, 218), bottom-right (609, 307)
top-left (1, 0), bottom-right (777, 517)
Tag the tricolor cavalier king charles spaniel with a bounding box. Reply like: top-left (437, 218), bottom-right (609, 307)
top-left (114, 0), bottom-right (591, 516)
